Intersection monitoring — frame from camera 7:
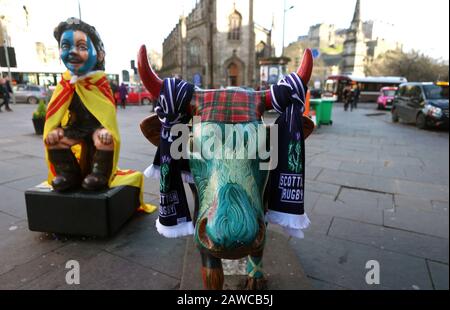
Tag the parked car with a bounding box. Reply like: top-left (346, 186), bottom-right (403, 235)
top-left (377, 87), bottom-right (397, 110)
top-left (13, 84), bottom-right (48, 104)
top-left (114, 85), bottom-right (155, 106)
top-left (392, 82), bottom-right (449, 129)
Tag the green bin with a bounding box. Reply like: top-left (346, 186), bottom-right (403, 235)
top-left (319, 99), bottom-right (334, 125)
top-left (309, 99), bottom-right (322, 126)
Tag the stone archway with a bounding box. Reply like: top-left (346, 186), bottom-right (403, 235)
top-left (224, 55), bottom-right (245, 87)
top-left (227, 63), bottom-right (239, 86)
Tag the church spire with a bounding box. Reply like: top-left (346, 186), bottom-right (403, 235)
top-left (352, 0), bottom-right (361, 24)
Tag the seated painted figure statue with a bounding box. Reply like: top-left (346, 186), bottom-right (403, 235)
top-left (44, 18), bottom-right (117, 192)
top-left (139, 45), bottom-right (314, 290)
top-left (43, 18), bottom-right (155, 216)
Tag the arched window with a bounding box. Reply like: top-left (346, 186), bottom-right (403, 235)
top-left (228, 10), bottom-right (242, 41)
top-left (256, 41), bottom-right (268, 58)
top-left (188, 39), bottom-right (202, 66)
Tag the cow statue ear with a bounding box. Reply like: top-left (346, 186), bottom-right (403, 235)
top-left (140, 114), bottom-right (161, 147)
top-left (302, 116), bottom-right (315, 139)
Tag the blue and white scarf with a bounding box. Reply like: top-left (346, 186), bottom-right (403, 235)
top-left (145, 78), bottom-right (195, 238)
top-left (267, 73), bottom-right (311, 238)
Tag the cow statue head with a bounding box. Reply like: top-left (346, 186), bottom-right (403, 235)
top-left (139, 45), bottom-right (313, 290)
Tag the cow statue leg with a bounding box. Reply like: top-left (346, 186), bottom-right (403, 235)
top-left (192, 185), bottom-right (225, 290)
top-left (192, 185), bottom-right (224, 290)
top-left (200, 251), bottom-right (224, 290)
top-left (246, 250), bottom-right (267, 290)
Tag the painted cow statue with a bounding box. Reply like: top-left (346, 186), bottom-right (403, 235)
top-left (139, 45), bottom-right (314, 290)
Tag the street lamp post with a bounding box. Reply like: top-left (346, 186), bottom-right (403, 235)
top-left (78, 0), bottom-right (82, 20)
top-left (282, 0), bottom-right (294, 57)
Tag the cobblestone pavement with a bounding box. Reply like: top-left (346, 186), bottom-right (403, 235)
top-left (0, 103), bottom-right (447, 290)
top-left (292, 103), bottom-right (448, 290)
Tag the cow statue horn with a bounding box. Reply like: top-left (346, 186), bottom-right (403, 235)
top-left (297, 48), bottom-right (313, 85)
top-left (138, 45), bottom-right (163, 99)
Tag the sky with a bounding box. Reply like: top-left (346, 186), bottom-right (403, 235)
top-left (4, 0), bottom-right (449, 73)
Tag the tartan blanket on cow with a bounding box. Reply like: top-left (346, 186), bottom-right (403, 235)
top-left (190, 89), bottom-right (269, 123)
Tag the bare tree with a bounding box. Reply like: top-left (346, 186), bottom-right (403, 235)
top-left (366, 50), bottom-right (449, 82)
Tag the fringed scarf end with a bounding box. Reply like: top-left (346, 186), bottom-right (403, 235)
top-left (266, 210), bottom-right (311, 239)
top-left (144, 164), bottom-right (160, 179)
top-left (155, 219), bottom-right (195, 238)
top-left (144, 164), bottom-right (194, 184)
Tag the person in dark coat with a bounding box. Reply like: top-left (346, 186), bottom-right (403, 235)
top-left (343, 85), bottom-right (353, 112)
top-left (119, 83), bottom-right (128, 109)
top-left (0, 77), bottom-right (13, 112)
top-left (352, 83), bottom-right (361, 110)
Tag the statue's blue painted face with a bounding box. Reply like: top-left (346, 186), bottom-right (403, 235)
top-left (60, 30), bottom-right (97, 76)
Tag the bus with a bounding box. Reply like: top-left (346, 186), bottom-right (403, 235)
top-left (323, 75), bottom-right (408, 103)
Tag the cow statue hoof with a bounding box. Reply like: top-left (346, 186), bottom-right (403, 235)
top-left (245, 277), bottom-right (268, 291)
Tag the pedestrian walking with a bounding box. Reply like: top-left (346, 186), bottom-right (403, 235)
top-left (343, 85), bottom-right (353, 112)
top-left (119, 83), bottom-right (128, 109)
top-left (352, 83), bottom-right (361, 110)
top-left (0, 77), bottom-right (13, 112)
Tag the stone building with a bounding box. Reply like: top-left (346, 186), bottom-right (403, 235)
top-left (285, 40), bottom-right (341, 87)
top-left (307, 23), bottom-right (346, 51)
top-left (160, 0), bottom-right (273, 88)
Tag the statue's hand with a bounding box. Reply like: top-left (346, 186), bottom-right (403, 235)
top-left (45, 128), bottom-right (64, 146)
top-left (97, 128), bottom-right (113, 145)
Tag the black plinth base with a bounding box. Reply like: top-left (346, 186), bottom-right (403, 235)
top-left (25, 185), bottom-right (140, 238)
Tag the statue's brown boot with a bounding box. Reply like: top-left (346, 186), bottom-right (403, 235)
top-left (48, 149), bottom-right (82, 192)
top-left (82, 150), bottom-right (113, 191)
